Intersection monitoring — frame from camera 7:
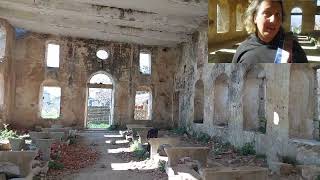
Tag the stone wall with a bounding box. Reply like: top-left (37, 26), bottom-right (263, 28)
top-left (0, 18), bottom-right (15, 127)
top-left (7, 26), bottom-right (181, 129)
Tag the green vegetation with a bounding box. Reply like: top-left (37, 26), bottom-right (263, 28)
top-left (0, 124), bottom-right (18, 140)
top-left (107, 124), bottom-right (119, 131)
top-left (211, 136), bottom-right (233, 155)
top-left (170, 127), bottom-right (187, 135)
top-left (130, 140), bottom-right (148, 160)
top-left (258, 117), bottom-right (267, 134)
top-left (158, 160), bottom-right (166, 173)
top-left (316, 175), bottom-right (320, 180)
top-left (239, 142), bottom-right (256, 156)
top-left (87, 121), bottom-right (110, 129)
top-left (213, 141), bottom-right (233, 155)
top-left (195, 132), bottom-right (211, 143)
top-left (281, 156), bottom-right (298, 166)
top-left (48, 160), bottom-right (64, 170)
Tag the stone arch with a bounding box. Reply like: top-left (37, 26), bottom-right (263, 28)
top-left (194, 79), bottom-right (204, 123)
top-left (243, 65), bottom-right (266, 132)
top-left (213, 73), bottom-right (229, 126)
top-left (289, 65), bottom-right (314, 139)
top-left (217, 0), bottom-right (230, 33)
top-left (86, 71), bottom-right (115, 128)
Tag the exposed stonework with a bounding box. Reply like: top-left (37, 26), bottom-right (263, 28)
top-left (176, 41), bottom-right (320, 166)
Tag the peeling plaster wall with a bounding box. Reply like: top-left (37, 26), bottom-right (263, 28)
top-left (10, 32), bottom-right (180, 129)
top-left (0, 18), bottom-right (15, 126)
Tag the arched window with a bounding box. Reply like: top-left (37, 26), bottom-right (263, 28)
top-left (213, 74), bottom-right (229, 126)
top-left (139, 50), bottom-right (151, 75)
top-left (243, 66), bottom-right (266, 133)
top-left (194, 80), bottom-right (204, 123)
top-left (0, 25), bottom-right (6, 60)
top-left (134, 89), bottom-right (152, 120)
top-left (236, 4), bottom-right (244, 31)
top-left (40, 86), bottom-right (61, 119)
top-left (217, 0), bottom-right (230, 33)
top-left (46, 42), bottom-right (60, 68)
top-left (290, 7), bottom-right (303, 34)
top-left (90, 73), bottom-right (112, 84)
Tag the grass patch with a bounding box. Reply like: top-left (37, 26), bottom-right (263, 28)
top-left (238, 142), bottom-right (256, 156)
top-left (87, 121), bottom-right (110, 129)
top-left (158, 160), bottom-right (166, 173)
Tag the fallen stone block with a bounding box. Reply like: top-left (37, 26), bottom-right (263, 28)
top-left (200, 166), bottom-right (268, 180)
top-left (28, 132), bottom-right (49, 142)
top-left (148, 137), bottom-right (180, 158)
top-left (164, 146), bottom-right (210, 168)
top-left (167, 163), bottom-right (202, 180)
top-left (0, 151), bottom-right (37, 177)
top-left (34, 139), bottom-right (55, 161)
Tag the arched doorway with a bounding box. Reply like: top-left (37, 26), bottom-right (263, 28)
top-left (86, 72), bottom-right (114, 129)
top-left (290, 7), bottom-right (303, 34)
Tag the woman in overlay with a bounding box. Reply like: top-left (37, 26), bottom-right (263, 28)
top-left (232, 0), bottom-right (308, 63)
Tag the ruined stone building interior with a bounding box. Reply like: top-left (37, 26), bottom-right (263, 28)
top-left (0, 0), bottom-right (319, 180)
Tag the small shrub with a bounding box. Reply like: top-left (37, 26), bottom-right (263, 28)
top-left (133, 148), bottom-right (147, 160)
top-left (0, 124), bottom-right (18, 140)
top-left (48, 160), bottom-right (64, 170)
top-left (196, 132), bottom-right (211, 143)
top-left (130, 140), bottom-right (147, 160)
top-left (239, 142), bottom-right (256, 156)
top-left (67, 136), bottom-right (77, 145)
top-left (158, 160), bottom-right (166, 173)
top-left (316, 175), bottom-right (320, 180)
top-left (281, 156), bottom-right (298, 166)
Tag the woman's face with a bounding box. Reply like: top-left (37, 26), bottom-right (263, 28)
top-left (254, 0), bottom-right (282, 43)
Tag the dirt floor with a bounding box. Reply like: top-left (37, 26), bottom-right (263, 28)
top-left (45, 130), bottom-right (302, 180)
